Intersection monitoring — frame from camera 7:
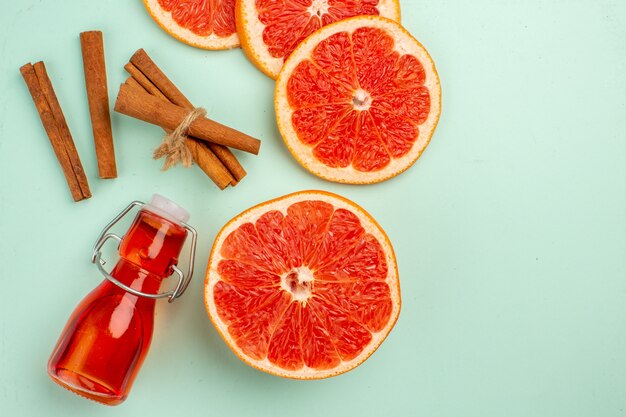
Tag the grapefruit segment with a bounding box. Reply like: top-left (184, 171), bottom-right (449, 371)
top-left (217, 260), bottom-right (280, 288)
top-left (287, 61), bottom-right (352, 108)
top-left (275, 16), bottom-right (442, 184)
top-left (307, 208), bottom-right (365, 270)
top-left (205, 191), bottom-right (400, 379)
top-left (237, 0), bottom-right (401, 78)
top-left (369, 108), bottom-right (418, 158)
top-left (227, 290), bottom-right (292, 359)
top-left (352, 26), bottom-right (398, 93)
top-left (292, 104), bottom-right (352, 145)
top-left (394, 54), bottom-right (427, 89)
top-left (300, 305), bottom-right (341, 369)
top-left (309, 296), bottom-right (372, 361)
top-left (374, 86), bottom-right (431, 123)
top-left (262, 13), bottom-right (313, 58)
top-left (144, 0), bottom-right (239, 50)
top-left (220, 222), bottom-right (284, 274)
top-left (267, 303), bottom-right (304, 370)
top-left (284, 200), bottom-right (334, 264)
top-left (315, 281), bottom-right (393, 332)
top-left (311, 31), bottom-right (356, 88)
top-left (352, 114), bottom-right (391, 172)
top-left (255, 211), bottom-right (302, 272)
top-left (316, 233), bottom-right (388, 282)
top-left (213, 282), bottom-right (278, 324)
top-left (324, 1), bottom-right (380, 23)
top-left (312, 111), bottom-right (359, 168)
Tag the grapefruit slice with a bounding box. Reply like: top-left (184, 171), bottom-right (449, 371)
top-left (144, 0), bottom-right (239, 50)
top-left (275, 16), bottom-right (441, 184)
top-left (204, 190), bottom-right (400, 379)
top-left (236, 0), bottom-right (401, 78)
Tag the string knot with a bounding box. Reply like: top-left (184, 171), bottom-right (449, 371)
top-left (153, 107), bottom-right (206, 170)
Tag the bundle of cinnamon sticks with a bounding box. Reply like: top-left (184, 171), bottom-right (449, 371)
top-left (22, 32), bottom-right (259, 201)
top-left (116, 49), bottom-right (260, 190)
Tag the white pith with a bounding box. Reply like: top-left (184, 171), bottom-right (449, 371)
top-left (275, 16), bottom-right (442, 184)
top-left (205, 191), bottom-right (401, 379)
top-left (308, 0), bottom-right (330, 17)
top-left (352, 88), bottom-right (372, 111)
top-left (281, 267), bottom-right (314, 302)
top-left (238, 0), bottom-right (401, 78)
top-left (145, 0), bottom-right (240, 49)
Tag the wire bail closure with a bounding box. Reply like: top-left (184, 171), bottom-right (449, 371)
top-left (90, 201), bottom-right (197, 303)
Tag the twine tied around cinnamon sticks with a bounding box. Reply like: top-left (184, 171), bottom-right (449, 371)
top-left (116, 49), bottom-right (259, 189)
top-left (153, 107), bottom-right (206, 171)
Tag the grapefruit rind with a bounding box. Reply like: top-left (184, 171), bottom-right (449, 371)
top-left (204, 190), bottom-right (401, 379)
top-left (275, 16), bottom-right (442, 184)
top-left (144, 0), bottom-right (240, 50)
top-left (236, 0), bottom-right (401, 79)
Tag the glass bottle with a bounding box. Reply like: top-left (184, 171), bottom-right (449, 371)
top-left (48, 195), bottom-right (196, 405)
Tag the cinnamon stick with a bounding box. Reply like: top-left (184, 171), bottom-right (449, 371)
top-left (125, 76), bottom-right (145, 92)
top-left (186, 138), bottom-right (234, 190)
top-left (129, 49), bottom-right (191, 108)
top-left (20, 62), bottom-right (91, 201)
top-left (80, 31), bottom-right (117, 178)
top-left (128, 50), bottom-right (247, 183)
top-left (125, 62), bottom-right (246, 185)
top-left (210, 145), bottom-right (246, 185)
top-left (114, 83), bottom-right (261, 155)
top-left (126, 61), bottom-right (234, 183)
top-left (124, 62), bottom-right (165, 99)
top-left (124, 77), bottom-right (235, 190)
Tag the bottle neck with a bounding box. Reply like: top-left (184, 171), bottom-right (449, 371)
top-left (118, 209), bottom-right (188, 278)
top-left (109, 259), bottom-right (164, 297)
top-left (104, 208), bottom-right (188, 300)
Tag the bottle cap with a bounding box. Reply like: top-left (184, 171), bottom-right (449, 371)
top-left (146, 194), bottom-right (190, 224)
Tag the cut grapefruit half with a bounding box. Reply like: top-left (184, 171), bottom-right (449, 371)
top-left (144, 0), bottom-right (239, 50)
top-left (236, 0), bottom-right (401, 78)
top-left (204, 190), bottom-right (400, 379)
top-left (275, 16), bottom-right (441, 184)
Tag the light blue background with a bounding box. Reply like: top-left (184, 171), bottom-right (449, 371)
top-left (1, 1), bottom-right (625, 416)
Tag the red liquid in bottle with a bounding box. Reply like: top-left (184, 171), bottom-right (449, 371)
top-left (48, 206), bottom-right (188, 405)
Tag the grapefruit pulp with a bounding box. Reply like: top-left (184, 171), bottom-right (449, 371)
top-left (204, 191), bottom-right (401, 379)
top-left (236, 0), bottom-right (401, 78)
top-left (144, 0), bottom-right (239, 49)
top-left (275, 16), bottom-right (442, 184)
